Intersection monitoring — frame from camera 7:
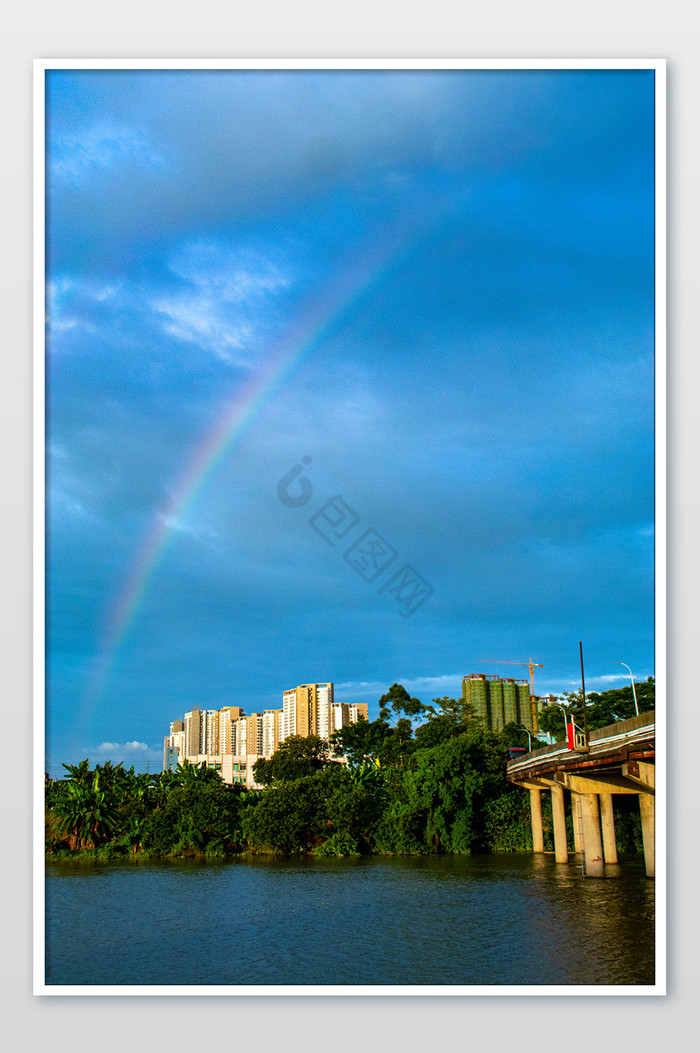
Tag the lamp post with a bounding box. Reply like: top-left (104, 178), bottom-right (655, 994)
top-left (615, 662), bottom-right (639, 716)
top-left (518, 726), bottom-right (533, 751)
top-left (579, 641), bottom-right (589, 744)
top-left (555, 703), bottom-right (570, 742)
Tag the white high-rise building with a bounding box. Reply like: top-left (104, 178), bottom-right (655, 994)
top-left (262, 709), bottom-right (282, 757)
top-left (218, 707), bottom-right (245, 754)
top-left (281, 684), bottom-right (329, 741)
top-left (184, 707), bottom-right (203, 758)
top-left (280, 683), bottom-right (358, 742)
top-left (331, 701), bottom-right (369, 732)
top-left (183, 707), bottom-right (221, 762)
top-left (166, 689), bottom-right (366, 782)
top-left (163, 720), bottom-right (184, 771)
top-left (204, 709), bottom-right (220, 756)
top-left (315, 683), bottom-right (333, 740)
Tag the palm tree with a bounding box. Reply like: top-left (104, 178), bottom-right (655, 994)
top-left (51, 762), bottom-right (119, 850)
top-left (176, 759), bottom-right (222, 784)
top-left (117, 815), bottom-right (147, 854)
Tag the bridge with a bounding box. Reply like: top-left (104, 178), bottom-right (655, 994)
top-left (506, 711), bottom-right (655, 877)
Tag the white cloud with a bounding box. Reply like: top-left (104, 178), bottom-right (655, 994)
top-left (46, 276), bottom-right (121, 340)
top-left (556, 674), bottom-right (637, 690)
top-left (95, 740), bottom-right (150, 753)
top-left (151, 294), bottom-right (251, 361)
top-left (170, 245), bottom-right (289, 300)
top-left (335, 680), bottom-right (391, 692)
top-left (159, 513), bottom-right (224, 553)
top-left (150, 239), bottom-right (292, 361)
top-left (89, 741), bottom-right (164, 774)
top-left (50, 124), bottom-right (167, 185)
top-left (335, 674), bottom-right (463, 698)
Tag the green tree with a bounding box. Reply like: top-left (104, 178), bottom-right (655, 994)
top-left (50, 761), bottom-right (120, 850)
top-left (373, 796), bottom-right (427, 855)
top-left (375, 728), bottom-right (508, 855)
top-left (538, 678), bottom-right (655, 740)
top-left (376, 718), bottom-right (416, 768)
top-left (175, 759), bottom-right (224, 785)
top-left (414, 712), bottom-right (473, 750)
top-left (252, 734), bottom-right (330, 785)
top-left (117, 814), bottom-right (148, 854)
top-left (500, 722), bottom-right (546, 750)
top-left (329, 715), bottom-right (392, 765)
top-left (482, 790), bottom-right (535, 852)
top-left (320, 763), bottom-right (387, 855)
top-left (585, 677), bottom-right (655, 729)
top-left (142, 781), bottom-right (243, 856)
top-left (240, 774), bottom-right (327, 853)
top-left (378, 683), bottom-right (427, 722)
top-left (426, 695), bottom-right (477, 724)
top-left (536, 702), bottom-right (573, 740)
top-left (410, 731), bottom-right (506, 852)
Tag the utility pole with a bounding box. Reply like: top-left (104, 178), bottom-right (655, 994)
top-left (579, 641), bottom-right (589, 744)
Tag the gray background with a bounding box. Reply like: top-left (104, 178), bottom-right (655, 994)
top-left (2, 3), bottom-right (693, 1048)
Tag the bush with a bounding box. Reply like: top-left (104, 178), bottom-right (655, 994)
top-left (482, 791), bottom-right (535, 852)
top-left (373, 799), bottom-right (428, 855)
top-left (240, 776), bottom-right (326, 853)
top-left (313, 831), bottom-right (361, 857)
top-left (141, 782), bottom-right (243, 856)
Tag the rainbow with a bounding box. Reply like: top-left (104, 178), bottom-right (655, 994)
top-left (79, 221), bottom-right (430, 723)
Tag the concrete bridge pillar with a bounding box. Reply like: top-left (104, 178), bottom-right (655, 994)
top-left (529, 787), bottom-right (544, 853)
top-left (639, 793), bottom-right (655, 878)
top-left (550, 783), bottom-right (568, 863)
top-left (599, 792), bottom-right (618, 864)
top-left (572, 795), bottom-right (583, 854)
top-left (579, 793), bottom-right (604, 877)
top-left (509, 713), bottom-right (655, 879)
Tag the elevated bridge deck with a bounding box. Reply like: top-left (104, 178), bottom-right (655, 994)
top-left (506, 711), bottom-right (655, 877)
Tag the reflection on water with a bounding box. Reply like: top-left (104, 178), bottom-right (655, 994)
top-left (45, 853), bottom-right (655, 987)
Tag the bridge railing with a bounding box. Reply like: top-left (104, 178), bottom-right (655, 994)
top-left (507, 710), bottom-right (656, 772)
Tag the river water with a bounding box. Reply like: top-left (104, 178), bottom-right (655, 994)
top-left (44, 853), bottom-right (655, 988)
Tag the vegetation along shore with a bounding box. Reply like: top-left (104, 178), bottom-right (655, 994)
top-left (45, 681), bottom-right (653, 861)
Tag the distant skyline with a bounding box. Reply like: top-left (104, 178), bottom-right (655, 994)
top-left (44, 64), bottom-right (657, 776)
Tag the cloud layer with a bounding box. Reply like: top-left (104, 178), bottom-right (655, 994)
top-left (44, 67), bottom-right (657, 772)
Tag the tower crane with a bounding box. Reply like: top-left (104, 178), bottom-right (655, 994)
top-left (477, 658), bottom-right (543, 694)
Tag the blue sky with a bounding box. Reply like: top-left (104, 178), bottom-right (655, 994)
top-left (44, 67), bottom-right (656, 775)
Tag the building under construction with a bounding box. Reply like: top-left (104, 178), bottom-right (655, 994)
top-left (462, 673), bottom-right (540, 733)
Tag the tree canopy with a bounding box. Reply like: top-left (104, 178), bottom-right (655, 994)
top-left (252, 734), bottom-right (331, 785)
top-left (46, 679), bottom-right (652, 860)
top-left (537, 677), bottom-right (655, 739)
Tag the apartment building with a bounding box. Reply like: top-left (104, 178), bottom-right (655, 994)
top-left (331, 701), bottom-right (369, 731)
top-left (204, 709), bottom-right (220, 756)
top-left (462, 674), bottom-right (538, 732)
top-left (164, 683), bottom-right (367, 786)
top-left (183, 707), bottom-right (202, 757)
top-left (262, 708), bottom-right (282, 757)
top-left (184, 706), bottom-right (220, 757)
top-left (281, 683), bottom-right (342, 742)
top-left (218, 706), bottom-right (245, 755)
top-left (163, 720), bottom-right (184, 772)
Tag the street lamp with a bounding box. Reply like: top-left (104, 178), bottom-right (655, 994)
top-left (615, 662), bottom-right (639, 716)
top-left (517, 726), bottom-right (533, 750)
top-left (555, 703), bottom-right (570, 741)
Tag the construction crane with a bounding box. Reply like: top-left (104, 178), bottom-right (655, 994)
top-left (477, 658), bottom-right (543, 694)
